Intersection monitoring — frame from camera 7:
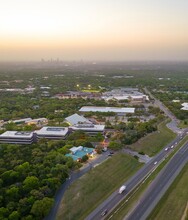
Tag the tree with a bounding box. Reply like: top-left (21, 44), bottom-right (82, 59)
top-left (0, 207), bottom-right (9, 219)
top-left (108, 141), bottom-right (122, 150)
top-left (6, 186), bottom-right (19, 201)
top-left (31, 197), bottom-right (54, 219)
top-left (9, 211), bottom-right (20, 220)
top-left (82, 155), bottom-right (89, 162)
top-left (23, 176), bottom-right (39, 192)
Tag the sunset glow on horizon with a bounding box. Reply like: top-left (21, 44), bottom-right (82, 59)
top-left (1, 0), bottom-right (188, 61)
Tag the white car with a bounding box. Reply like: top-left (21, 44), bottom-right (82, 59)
top-left (165, 147), bottom-right (168, 151)
top-left (154, 161), bottom-right (158, 165)
top-left (171, 145), bottom-right (174, 149)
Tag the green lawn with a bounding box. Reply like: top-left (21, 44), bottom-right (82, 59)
top-left (106, 136), bottom-right (188, 220)
top-left (148, 162), bottom-right (188, 220)
top-left (57, 153), bottom-right (142, 220)
top-left (129, 120), bottom-right (176, 156)
top-left (178, 120), bottom-right (188, 129)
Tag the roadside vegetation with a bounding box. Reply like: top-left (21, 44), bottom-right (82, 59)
top-left (0, 63), bottom-right (187, 219)
top-left (129, 120), bottom-right (176, 156)
top-left (0, 131), bottom-right (101, 220)
top-left (148, 162), bottom-right (188, 220)
top-left (57, 153), bottom-right (142, 220)
top-left (106, 136), bottom-right (188, 220)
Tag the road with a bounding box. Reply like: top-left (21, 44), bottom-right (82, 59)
top-left (144, 88), bottom-right (182, 134)
top-left (125, 141), bottom-right (188, 220)
top-left (45, 151), bottom-right (110, 220)
top-left (85, 131), bottom-right (187, 220)
top-left (47, 88), bottom-right (186, 220)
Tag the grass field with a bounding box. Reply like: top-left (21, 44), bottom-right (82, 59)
top-left (106, 136), bottom-right (188, 220)
top-left (148, 162), bottom-right (188, 220)
top-left (178, 120), bottom-right (188, 129)
top-left (129, 120), bottom-right (176, 156)
top-left (57, 153), bottom-right (142, 220)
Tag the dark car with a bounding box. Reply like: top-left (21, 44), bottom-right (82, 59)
top-left (110, 151), bottom-right (114, 154)
top-left (101, 209), bottom-right (108, 216)
top-left (108, 154), bottom-right (112, 156)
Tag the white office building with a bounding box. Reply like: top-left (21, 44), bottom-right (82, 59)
top-left (181, 103), bottom-right (188, 111)
top-left (0, 131), bottom-right (34, 144)
top-left (71, 124), bottom-right (105, 135)
top-left (79, 106), bottom-right (135, 115)
top-left (35, 126), bottom-right (69, 140)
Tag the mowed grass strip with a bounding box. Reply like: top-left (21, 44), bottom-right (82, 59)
top-left (178, 120), bottom-right (188, 129)
top-left (57, 153), bottom-right (142, 220)
top-left (148, 162), bottom-right (188, 220)
top-left (129, 120), bottom-right (176, 156)
top-left (107, 137), bottom-right (188, 220)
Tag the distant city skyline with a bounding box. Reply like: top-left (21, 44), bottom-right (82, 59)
top-left (1, 0), bottom-right (188, 61)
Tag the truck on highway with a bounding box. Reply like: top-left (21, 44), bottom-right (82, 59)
top-left (119, 185), bottom-right (126, 194)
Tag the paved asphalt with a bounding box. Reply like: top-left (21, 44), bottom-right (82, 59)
top-left (144, 88), bottom-right (182, 134)
top-left (85, 131), bottom-right (187, 220)
top-left (86, 89), bottom-right (187, 220)
top-left (125, 141), bottom-right (188, 220)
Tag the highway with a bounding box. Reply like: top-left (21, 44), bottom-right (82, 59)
top-left (125, 141), bottom-right (188, 220)
top-left (47, 88), bottom-right (186, 220)
top-left (85, 131), bottom-right (187, 220)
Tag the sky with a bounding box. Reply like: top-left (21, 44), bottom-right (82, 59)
top-left (0, 0), bottom-right (188, 61)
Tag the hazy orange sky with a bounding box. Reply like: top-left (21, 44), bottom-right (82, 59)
top-left (1, 0), bottom-right (188, 61)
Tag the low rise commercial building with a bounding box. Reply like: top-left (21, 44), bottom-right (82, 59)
top-left (35, 126), bottom-right (69, 140)
top-left (55, 91), bottom-right (101, 100)
top-left (0, 131), bottom-right (34, 144)
top-left (65, 146), bottom-right (95, 161)
top-left (11, 118), bottom-right (32, 124)
top-left (79, 106), bottom-right (135, 115)
top-left (181, 103), bottom-right (188, 111)
top-left (102, 88), bottom-right (149, 103)
top-left (71, 124), bottom-right (105, 135)
top-left (65, 113), bottom-right (92, 126)
top-left (26, 118), bottom-right (48, 126)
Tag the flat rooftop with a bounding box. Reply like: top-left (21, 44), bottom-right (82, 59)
top-left (35, 126), bottom-right (69, 136)
top-left (12, 118), bottom-right (32, 123)
top-left (71, 124), bottom-right (105, 131)
top-left (79, 106), bottom-right (135, 113)
top-left (0, 131), bottom-right (33, 138)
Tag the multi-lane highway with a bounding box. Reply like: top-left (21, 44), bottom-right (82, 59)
top-left (125, 141), bottom-right (188, 220)
top-left (86, 131), bottom-right (187, 220)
